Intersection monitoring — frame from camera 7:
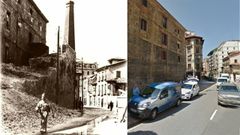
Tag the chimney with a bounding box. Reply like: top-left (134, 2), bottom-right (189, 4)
top-left (63, 0), bottom-right (75, 52)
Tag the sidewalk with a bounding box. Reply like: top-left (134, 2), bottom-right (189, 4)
top-left (47, 107), bottom-right (127, 135)
top-left (89, 107), bottom-right (127, 135)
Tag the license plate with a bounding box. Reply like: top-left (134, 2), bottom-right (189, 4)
top-left (130, 108), bottom-right (137, 113)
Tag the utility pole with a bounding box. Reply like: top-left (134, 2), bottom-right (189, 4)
top-left (56, 26), bottom-right (60, 104)
top-left (81, 57), bottom-right (84, 114)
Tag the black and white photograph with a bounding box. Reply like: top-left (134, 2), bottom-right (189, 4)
top-left (1, 0), bottom-right (127, 134)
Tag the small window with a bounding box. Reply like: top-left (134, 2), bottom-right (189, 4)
top-left (234, 59), bottom-right (237, 63)
top-left (17, 0), bottom-right (21, 4)
top-left (161, 51), bottom-right (167, 60)
top-left (188, 64), bottom-right (191, 70)
top-left (140, 19), bottom-right (147, 31)
top-left (104, 84), bottom-right (106, 95)
top-left (177, 43), bottom-right (180, 49)
top-left (28, 32), bottom-right (33, 44)
top-left (116, 71), bottom-right (121, 78)
top-left (142, 0), bottom-right (148, 7)
top-left (178, 56), bottom-right (181, 63)
top-left (162, 16), bottom-right (168, 28)
top-left (87, 71), bottom-right (89, 75)
top-left (196, 47), bottom-right (200, 53)
top-left (6, 11), bottom-right (11, 30)
top-left (4, 45), bottom-right (9, 63)
top-left (161, 33), bottom-right (168, 45)
top-left (30, 9), bottom-right (33, 16)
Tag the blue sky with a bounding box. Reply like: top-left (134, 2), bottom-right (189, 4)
top-left (158, 0), bottom-right (240, 58)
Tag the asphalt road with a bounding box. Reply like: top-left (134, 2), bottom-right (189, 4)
top-left (128, 82), bottom-right (240, 135)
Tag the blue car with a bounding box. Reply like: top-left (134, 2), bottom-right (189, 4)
top-left (129, 82), bottom-right (182, 120)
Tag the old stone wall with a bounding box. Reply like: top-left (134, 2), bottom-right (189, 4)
top-left (24, 45), bottom-right (76, 108)
top-left (1, 0), bottom-right (48, 65)
top-left (128, 0), bottom-right (186, 95)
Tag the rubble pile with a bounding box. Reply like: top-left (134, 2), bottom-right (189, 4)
top-left (1, 63), bottom-right (108, 134)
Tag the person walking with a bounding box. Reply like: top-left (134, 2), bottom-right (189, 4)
top-left (35, 93), bottom-right (54, 134)
top-left (109, 101), bottom-right (114, 111)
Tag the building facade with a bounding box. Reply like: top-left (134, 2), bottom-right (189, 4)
top-left (185, 32), bottom-right (204, 79)
top-left (202, 58), bottom-right (209, 77)
top-left (1, 0), bottom-right (49, 65)
top-left (76, 61), bottom-right (98, 106)
top-left (128, 0), bottom-right (187, 93)
top-left (207, 40), bottom-right (240, 78)
top-left (82, 58), bottom-right (127, 109)
top-left (223, 51), bottom-right (240, 81)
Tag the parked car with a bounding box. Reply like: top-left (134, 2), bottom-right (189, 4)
top-left (218, 83), bottom-right (240, 106)
top-left (181, 81), bottom-right (200, 100)
top-left (220, 73), bottom-right (230, 82)
top-left (216, 77), bottom-right (228, 89)
top-left (128, 82), bottom-right (182, 120)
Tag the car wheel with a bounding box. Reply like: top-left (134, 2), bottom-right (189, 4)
top-left (150, 109), bottom-right (157, 120)
top-left (175, 99), bottom-right (181, 107)
top-left (190, 94), bottom-right (193, 100)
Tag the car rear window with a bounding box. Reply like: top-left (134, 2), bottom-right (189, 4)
top-left (218, 79), bottom-right (227, 82)
top-left (220, 85), bottom-right (239, 92)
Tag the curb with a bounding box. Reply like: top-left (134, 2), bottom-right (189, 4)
top-left (48, 113), bottom-right (111, 135)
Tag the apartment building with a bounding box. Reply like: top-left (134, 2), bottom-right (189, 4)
top-left (185, 32), bottom-right (204, 79)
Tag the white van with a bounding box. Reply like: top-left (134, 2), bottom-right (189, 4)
top-left (220, 73), bottom-right (230, 82)
top-left (216, 77), bottom-right (228, 89)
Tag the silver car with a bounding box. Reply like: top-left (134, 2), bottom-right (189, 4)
top-left (218, 83), bottom-right (240, 106)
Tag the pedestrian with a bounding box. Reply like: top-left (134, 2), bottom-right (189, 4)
top-left (79, 97), bottom-right (84, 114)
top-left (35, 93), bottom-right (54, 134)
top-left (109, 101), bottom-right (113, 111)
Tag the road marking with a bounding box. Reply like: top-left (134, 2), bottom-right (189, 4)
top-left (210, 109), bottom-right (217, 120)
top-left (128, 123), bottom-right (142, 131)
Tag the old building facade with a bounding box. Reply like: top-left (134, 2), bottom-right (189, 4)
top-left (82, 58), bottom-right (127, 109)
top-left (1, 0), bottom-right (48, 65)
top-left (185, 32), bottom-right (204, 79)
top-left (128, 0), bottom-right (187, 93)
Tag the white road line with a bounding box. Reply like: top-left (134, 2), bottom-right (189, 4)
top-left (210, 109), bottom-right (217, 120)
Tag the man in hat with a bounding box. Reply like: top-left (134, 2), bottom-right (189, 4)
top-left (35, 93), bottom-right (54, 134)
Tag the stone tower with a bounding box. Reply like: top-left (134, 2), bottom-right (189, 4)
top-left (63, 0), bottom-right (75, 51)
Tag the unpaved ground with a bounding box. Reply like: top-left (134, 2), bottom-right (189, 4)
top-left (1, 64), bottom-right (109, 135)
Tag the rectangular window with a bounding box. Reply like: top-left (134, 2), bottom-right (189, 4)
top-left (140, 19), bottom-right (147, 31)
top-left (30, 9), bottom-right (33, 16)
top-left (161, 33), bottom-right (168, 45)
top-left (178, 56), bottom-right (181, 63)
top-left (161, 51), bottom-right (167, 60)
top-left (104, 84), bottom-right (106, 95)
top-left (116, 71), bottom-right (121, 78)
top-left (188, 64), bottom-right (191, 70)
top-left (6, 11), bottom-right (11, 30)
top-left (4, 45), bottom-right (9, 63)
top-left (177, 43), bottom-right (180, 49)
top-left (234, 59), bottom-right (237, 63)
top-left (101, 85), bottom-right (103, 96)
top-left (142, 0), bottom-right (148, 7)
top-left (196, 47), bottom-right (200, 53)
top-left (162, 16), bottom-right (168, 28)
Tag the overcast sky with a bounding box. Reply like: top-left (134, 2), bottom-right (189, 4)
top-left (33, 0), bottom-right (127, 66)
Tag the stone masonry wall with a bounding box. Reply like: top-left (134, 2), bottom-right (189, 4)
top-left (128, 0), bottom-right (186, 96)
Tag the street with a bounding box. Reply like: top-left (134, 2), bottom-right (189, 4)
top-left (128, 81), bottom-right (240, 135)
